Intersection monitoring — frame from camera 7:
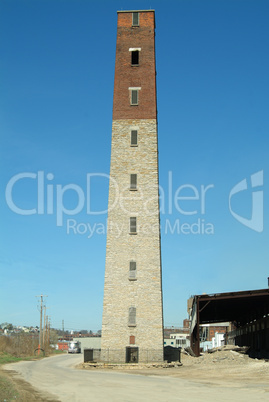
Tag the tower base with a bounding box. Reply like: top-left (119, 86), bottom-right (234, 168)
top-left (100, 348), bottom-right (163, 364)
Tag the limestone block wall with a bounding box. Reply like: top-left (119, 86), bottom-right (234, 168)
top-left (101, 119), bottom-right (163, 362)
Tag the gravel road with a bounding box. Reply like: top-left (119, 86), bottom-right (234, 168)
top-left (4, 353), bottom-right (269, 401)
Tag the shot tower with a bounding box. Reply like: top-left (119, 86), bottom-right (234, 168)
top-left (101, 10), bottom-right (163, 363)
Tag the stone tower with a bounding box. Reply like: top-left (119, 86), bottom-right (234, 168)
top-left (101, 10), bottom-right (163, 363)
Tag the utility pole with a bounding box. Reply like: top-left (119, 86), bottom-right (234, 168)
top-left (36, 294), bottom-right (47, 354)
top-left (62, 319), bottom-right (64, 337)
top-left (45, 315), bottom-right (49, 346)
top-left (43, 305), bottom-right (46, 346)
top-left (42, 306), bottom-right (50, 347)
top-left (47, 317), bottom-right (51, 345)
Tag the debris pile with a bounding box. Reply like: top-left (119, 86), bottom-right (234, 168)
top-left (181, 345), bottom-right (269, 380)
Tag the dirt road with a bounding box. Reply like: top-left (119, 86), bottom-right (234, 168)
top-left (4, 352), bottom-right (269, 401)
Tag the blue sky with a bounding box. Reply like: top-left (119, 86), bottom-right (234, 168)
top-left (1, 0), bottom-right (268, 331)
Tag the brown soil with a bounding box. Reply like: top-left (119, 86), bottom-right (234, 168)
top-left (0, 367), bottom-right (59, 402)
top-left (112, 347), bottom-right (269, 387)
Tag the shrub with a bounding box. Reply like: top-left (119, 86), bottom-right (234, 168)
top-left (0, 334), bottom-right (39, 357)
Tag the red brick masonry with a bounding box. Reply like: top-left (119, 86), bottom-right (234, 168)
top-left (113, 11), bottom-right (157, 120)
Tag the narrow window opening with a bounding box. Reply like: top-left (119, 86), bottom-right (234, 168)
top-left (129, 261), bottom-right (137, 280)
top-left (130, 174), bottom-right (137, 190)
top-left (132, 12), bottom-right (139, 26)
top-left (131, 130), bottom-right (138, 146)
top-left (128, 307), bottom-right (136, 326)
top-left (130, 217), bottom-right (137, 234)
top-left (131, 89), bottom-right (138, 105)
top-left (131, 50), bottom-right (139, 65)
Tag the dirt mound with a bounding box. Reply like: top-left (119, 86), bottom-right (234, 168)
top-left (103, 347), bottom-right (269, 385)
top-left (179, 348), bottom-right (269, 383)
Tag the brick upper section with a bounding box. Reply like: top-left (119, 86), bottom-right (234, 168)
top-left (113, 11), bottom-right (157, 120)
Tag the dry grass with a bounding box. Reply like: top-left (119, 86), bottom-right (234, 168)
top-left (0, 334), bottom-right (39, 358)
top-left (0, 335), bottom-right (57, 401)
top-left (0, 370), bottom-right (19, 401)
top-left (0, 367), bottom-right (58, 401)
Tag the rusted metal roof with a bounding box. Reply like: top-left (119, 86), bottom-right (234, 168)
top-left (189, 288), bottom-right (269, 356)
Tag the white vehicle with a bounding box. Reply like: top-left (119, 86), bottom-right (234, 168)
top-left (68, 341), bottom-right (81, 354)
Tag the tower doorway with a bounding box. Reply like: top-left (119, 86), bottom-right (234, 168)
top-left (126, 347), bottom-right (139, 363)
